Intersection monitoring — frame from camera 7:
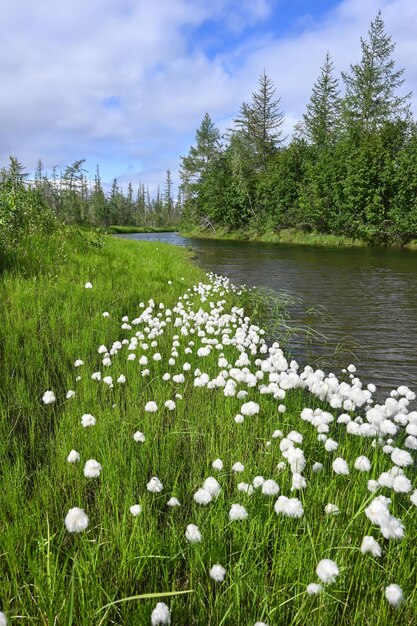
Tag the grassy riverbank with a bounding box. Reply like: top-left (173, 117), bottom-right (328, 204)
top-left (181, 227), bottom-right (368, 248)
top-left (1, 229), bottom-right (417, 625)
top-left (108, 225), bottom-right (177, 234)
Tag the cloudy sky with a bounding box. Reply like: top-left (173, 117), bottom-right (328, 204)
top-left (1, 0), bottom-right (417, 193)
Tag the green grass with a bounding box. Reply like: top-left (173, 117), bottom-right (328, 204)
top-left (181, 226), bottom-right (368, 247)
top-left (0, 230), bottom-right (416, 625)
top-left (108, 225), bottom-right (178, 234)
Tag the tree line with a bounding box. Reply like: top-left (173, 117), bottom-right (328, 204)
top-left (180, 12), bottom-right (417, 245)
top-left (0, 157), bottom-right (180, 257)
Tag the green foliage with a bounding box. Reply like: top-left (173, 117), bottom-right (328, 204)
top-left (303, 52), bottom-right (340, 147)
top-left (233, 71), bottom-right (285, 171)
top-left (181, 12), bottom-right (417, 247)
top-left (341, 11), bottom-right (410, 133)
top-left (0, 158), bottom-right (56, 268)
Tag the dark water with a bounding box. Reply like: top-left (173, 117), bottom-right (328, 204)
top-left (119, 232), bottom-right (417, 398)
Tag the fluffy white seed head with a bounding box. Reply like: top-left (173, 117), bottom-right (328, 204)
top-left (65, 507), bottom-right (89, 533)
top-left (360, 536), bottom-right (382, 557)
top-left (130, 504), bottom-right (142, 517)
top-left (147, 476), bottom-right (163, 493)
top-left (306, 583), bottom-right (323, 595)
top-left (81, 413), bottom-right (96, 427)
top-left (151, 602), bottom-right (171, 625)
top-left (193, 488), bottom-right (212, 505)
top-left (332, 458), bottom-right (349, 475)
top-left (209, 564), bottom-right (226, 582)
top-left (212, 458), bottom-right (223, 471)
top-left (42, 390), bottom-right (56, 405)
top-left (67, 450), bottom-right (80, 463)
top-left (316, 559), bottom-right (339, 584)
top-left (83, 459), bottom-right (102, 478)
top-left (385, 584), bottom-right (404, 607)
top-left (354, 456), bottom-right (371, 472)
top-left (229, 504), bottom-right (248, 521)
top-left (185, 524), bottom-right (202, 543)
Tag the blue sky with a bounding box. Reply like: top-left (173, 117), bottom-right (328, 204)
top-left (1, 0), bottom-right (417, 194)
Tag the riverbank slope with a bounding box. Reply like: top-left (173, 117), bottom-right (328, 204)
top-left (181, 226), bottom-right (417, 249)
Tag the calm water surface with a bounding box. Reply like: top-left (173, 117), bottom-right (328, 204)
top-left (119, 232), bottom-right (417, 399)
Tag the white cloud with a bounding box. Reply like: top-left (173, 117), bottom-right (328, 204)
top-left (1, 0), bottom-right (416, 194)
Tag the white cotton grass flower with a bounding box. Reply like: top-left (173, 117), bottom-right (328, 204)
top-left (212, 458), bottom-right (223, 471)
top-left (42, 390), bottom-right (56, 405)
top-left (291, 473), bottom-right (306, 491)
top-left (240, 401), bottom-right (260, 416)
top-left (234, 414), bottom-right (244, 424)
top-left (66, 390), bottom-right (76, 399)
top-left (83, 459), bottom-right (102, 478)
top-left (253, 476), bottom-right (265, 488)
top-left (203, 477), bottom-right (221, 497)
top-left (316, 559), bottom-right (339, 584)
top-left (360, 536), bottom-right (382, 558)
top-left (391, 448), bottom-right (413, 467)
top-left (306, 583), bottom-right (323, 595)
top-left (67, 449), bottom-right (80, 463)
top-left (164, 400), bottom-right (176, 411)
top-left (185, 524), bottom-right (202, 543)
top-left (254, 623), bottom-right (268, 626)
top-left (133, 431), bottom-right (145, 443)
top-left (65, 507), bottom-right (89, 533)
top-left (151, 601), bottom-right (171, 625)
top-left (209, 564), bottom-right (226, 582)
top-left (410, 490), bottom-right (417, 506)
top-left (167, 497), bottom-right (180, 507)
top-left (81, 413), bottom-right (96, 427)
top-left (117, 374), bottom-right (126, 384)
top-left (130, 504), bottom-right (142, 517)
top-left (325, 503), bottom-right (340, 515)
top-left (262, 479), bottom-right (280, 496)
top-left (324, 438), bottom-right (338, 452)
top-left (392, 474), bottom-right (412, 493)
top-left (238, 482), bottom-right (254, 495)
top-left (385, 584), bottom-right (404, 607)
top-left (74, 359), bottom-right (84, 367)
top-left (354, 456), bottom-right (371, 472)
top-left (84, 282), bottom-right (93, 289)
top-left (274, 496), bottom-right (304, 518)
top-left (102, 311), bottom-right (110, 317)
top-left (145, 401), bottom-right (158, 413)
top-left (147, 476), bottom-right (163, 493)
top-left (229, 504), bottom-right (248, 521)
top-left (332, 458), bottom-right (349, 475)
top-left (232, 462), bottom-right (245, 473)
top-left (194, 488), bottom-right (212, 505)
top-left (0, 612), bottom-right (7, 626)
top-left (312, 462), bottom-right (323, 473)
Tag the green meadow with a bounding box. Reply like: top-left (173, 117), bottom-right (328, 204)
top-left (0, 230), bottom-right (416, 625)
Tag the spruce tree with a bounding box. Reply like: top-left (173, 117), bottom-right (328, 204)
top-left (180, 112), bottom-right (222, 199)
top-left (341, 11), bottom-right (411, 133)
top-left (234, 70), bottom-right (284, 170)
top-left (303, 52), bottom-right (340, 146)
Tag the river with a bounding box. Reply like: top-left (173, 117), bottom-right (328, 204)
top-left (118, 232), bottom-right (417, 400)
